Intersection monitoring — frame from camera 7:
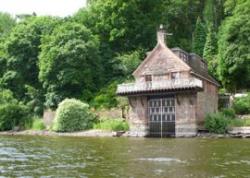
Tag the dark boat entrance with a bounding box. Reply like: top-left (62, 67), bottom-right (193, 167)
top-left (148, 96), bottom-right (175, 137)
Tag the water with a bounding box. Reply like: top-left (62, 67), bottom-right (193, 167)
top-left (0, 136), bottom-right (250, 178)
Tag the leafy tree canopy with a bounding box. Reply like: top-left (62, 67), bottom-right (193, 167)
top-left (39, 22), bottom-right (103, 108)
top-left (2, 16), bottom-right (61, 98)
top-left (203, 25), bottom-right (218, 76)
top-left (0, 12), bottom-right (16, 38)
top-left (192, 17), bottom-right (207, 57)
top-left (218, 0), bottom-right (250, 91)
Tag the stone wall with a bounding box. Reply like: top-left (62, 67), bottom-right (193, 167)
top-left (175, 93), bottom-right (197, 137)
top-left (43, 109), bottom-right (56, 128)
top-left (94, 108), bottom-right (125, 119)
top-left (197, 80), bottom-right (218, 127)
top-left (128, 96), bottom-right (148, 137)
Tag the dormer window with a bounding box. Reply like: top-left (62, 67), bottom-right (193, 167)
top-left (171, 72), bottom-right (180, 80)
top-left (179, 52), bottom-right (188, 63)
top-left (145, 75), bottom-right (152, 82)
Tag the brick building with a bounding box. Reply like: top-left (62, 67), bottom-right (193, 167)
top-left (116, 26), bottom-right (219, 137)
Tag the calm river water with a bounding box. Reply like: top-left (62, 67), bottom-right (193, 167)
top-left (0, 136), bottom-right (250, 178)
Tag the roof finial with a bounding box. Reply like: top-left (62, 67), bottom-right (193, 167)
top-left (157, 24), bottom-right (172, 45)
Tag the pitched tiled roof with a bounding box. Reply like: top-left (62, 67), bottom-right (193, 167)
top-left (171, 48), bottom-right (220, 86)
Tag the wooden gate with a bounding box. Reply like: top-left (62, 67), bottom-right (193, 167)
top-left (148, 97), bottom-right (175, 137)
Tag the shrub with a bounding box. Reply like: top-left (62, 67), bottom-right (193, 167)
top-left (221, 108), bottom-right (236, 119)
top-left (52, 99), bottom-right (95, 132)
top-left (31, 117), bottom-right (46, 130)
top-left (204, 113), bottom-right (230, 134)
top-left (233, 94), bottom-right (250, 115)
top-left (0, 103), bottom-right (30, 131)
top-left (94, 118), bottom-right (129, 131)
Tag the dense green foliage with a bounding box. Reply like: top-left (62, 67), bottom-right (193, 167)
top-left (203, 0), bottom-right (224, 30)
top-left (0, 0), bottom-right (249, 128)
top-left (52, 99), bottom-right (95, 132)
top-left (31, 117), bottom-right (46, 130)
top-left (192, 17), bottom-right (207, 57)
top-left (0, 89), bottom-right (29, 131)
top-left (1, 16), bottom-right (60, 114)
top-left (205, 103), bottom-right (250, 133)
top-left (2, 17), bottom-right (60, 98)
top-left (221, 108), bottom-right (236, 119)
top-left (94, 118), bottom-right (129, 131)
top-left (0, 12), bottom-right (16, 38)
top-left (39, 22), bottom-right (102, 108)
top-left (0, 103), bottom-right (29, 131)
top-left (0, 89), bottom-right (18, 104)
top-left (112, 50), bottom-right (142, 77)
top-left (232, 94), bottom-right (250, 115)
top-left (203, 26), bottom-right (218, 75)
top-left (218, 0), bottom-right (250, 90)
top-left (204, 112), bottom-right (230, 134)
top-left (90, 82), bottom-right (118, 109)
top-left (74, 0), bottom-right (206, 83)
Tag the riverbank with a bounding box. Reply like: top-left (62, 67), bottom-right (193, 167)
top-left (0, 129), bottom-right (129, 137)
top-left (1, 128), bottom-right (250, 138)
top-left (1, 129), bottom-right (246, 139)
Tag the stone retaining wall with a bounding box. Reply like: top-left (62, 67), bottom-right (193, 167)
top-left (228, 127), bottom-right (250, 134)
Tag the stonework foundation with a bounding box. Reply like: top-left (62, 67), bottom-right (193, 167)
top-left (128, 96), bottom-right (149, 136)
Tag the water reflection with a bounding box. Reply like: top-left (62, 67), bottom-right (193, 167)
top-left (0, 136), bottom-right (250, 177)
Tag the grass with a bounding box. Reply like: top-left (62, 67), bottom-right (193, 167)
top-left (229, 118), bottom-right (250, 127)
top-left (94, 118), bottom-right (129, 131)
top-left (31, 117), bottom-right (46, 130)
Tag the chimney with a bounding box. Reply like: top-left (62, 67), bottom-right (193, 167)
top-left (157, 24), bottom-right (165, 44)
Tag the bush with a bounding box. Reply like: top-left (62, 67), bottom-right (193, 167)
top-left (221, 108), bottom-right (236, 119)
top-left (31, 117), bottom-right (46, 130)
top-left (52, 99), bottom-right (95, 132)
top-left (0, 103), bottom-right (30, 131)
top-left (233, 94), bottom-right (250, 115)
top-left (204, 113), bottom-right (230, 134)
top-left (0, 89), bottom-right (31, 131)
top-left (94, 118), bottom-right (129, 131)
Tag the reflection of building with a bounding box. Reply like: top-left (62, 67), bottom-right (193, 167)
top-left (117, 26), bottom-right (219, 137)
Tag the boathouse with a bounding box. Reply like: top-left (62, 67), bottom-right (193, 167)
top-left (116, 26), bottom-right (219, 137)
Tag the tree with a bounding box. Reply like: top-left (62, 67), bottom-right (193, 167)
top-left (203, 0), bottom-right (215, 27)
top-left (203, 25), bottom-right (217, 76)
top-left (2, 16), bottom-right (60, 99)
top-left (217, 0), bottom-right (250, 91)
top-left (74, 0), bottom-right (203, 82)
top-left (203, 0), bottom-right (225, 30)
top-left (112, 50), bottom-right (143, 78)
top-left (39, 22), bottom-right (103, 108)
top-left (0, 12), bottom-right (15, 76)
top-left (192, 17), bottom-right (207, 57)
top-left (0, 16), bottom-right (60, 115)
top-left (0, 12), bottom-right (16, 38)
